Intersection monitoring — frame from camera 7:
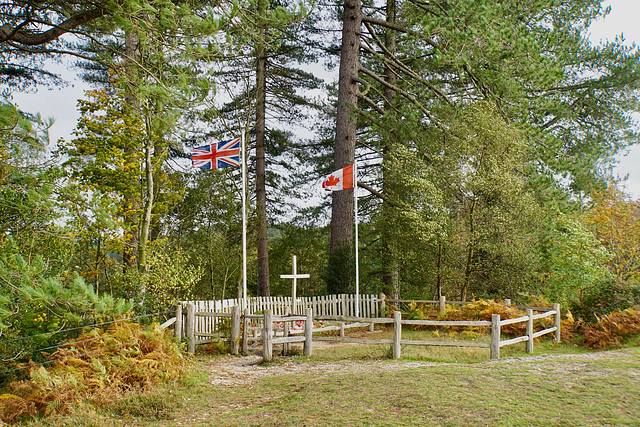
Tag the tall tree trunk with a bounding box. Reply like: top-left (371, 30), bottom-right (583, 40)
top-left (255, 0), bottom-right (270, 296)
top-left (435, 242), bottom-right (443, 299)
top-left (327, 0), bottom-right (361, 294)
top-left (381, 0), bottom-right (400, 298)
top-left (462, 198), bottom-right (477, 302)
top-left (95, 237), bottom-right (101, 294)
top-left (137, 111), bottom-right (155, 274)
top-left (122, 29), bottom-right (140, 273)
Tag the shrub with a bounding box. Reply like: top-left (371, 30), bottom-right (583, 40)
top-left (570, 278), bottom-right (640, 324)
top-left (440, 299), bottom-right (532, 335)
top-left (0, 251), bottom-right (133, 382)
top-left (109, 240), bottom-right (201, 314)
top-left (0, 322), bottom-right (185, 424)
top-left (582, 306), bottom-right (640, 349)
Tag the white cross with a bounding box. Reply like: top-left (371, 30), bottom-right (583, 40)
top-left (280, 255), bottom-right (310, 315)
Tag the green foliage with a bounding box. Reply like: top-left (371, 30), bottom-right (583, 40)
top-left (59, 86), bottom-right (186, 277)
top-left (446, 105), bottom-right (546, 299)
top-left (111, 240), bottom-right (201, 313)
top-left (57, 87), bottom-right (144, 274)
top-left (0, 247), bottom-right (133, 377)
top-left (425, 0), bottom-right (640, 194)
top-left (540, 212), bottom-right (612, 304)
top-left (0, 101), bottom-right (74, 273)
top-left (386, 146), bottom-right (447, 246)
top-left (62, 89), bottom-right (144, 197)
top-left (0, 102), bottom-right (135, 375)
top-left (61, 188), bottom-right (122, 291)
top-left (373, 103), bottom-right (546, 300)
top-left (571, 278), bottom-right (640, 324)
top-left (172, 171), bottom-right (249, 301)
top-left (268, 224), bottom-right (328, 296)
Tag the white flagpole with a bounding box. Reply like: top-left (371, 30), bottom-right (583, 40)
top-left (354, 160), bottom-right (360, 317)
top-left (241, 133), bottom-right (248, 310)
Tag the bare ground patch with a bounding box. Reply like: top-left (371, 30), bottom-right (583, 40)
top-left (206, 341), bottom-right (635, 388)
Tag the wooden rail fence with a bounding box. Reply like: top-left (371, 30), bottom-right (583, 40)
top-left (165, 300), bottom-right (561, 361)
top-left (177, 294), bottom-right (511, 341)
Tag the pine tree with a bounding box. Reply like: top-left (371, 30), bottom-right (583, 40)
top-left (326, 0), bottom-right (640, 298)
top-left (187, 0), bottom-right (323, 296)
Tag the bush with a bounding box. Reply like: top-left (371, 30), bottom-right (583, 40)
top-left (0, 322), bottom-right (185, 424)
top-left (109, 240), bottom-right (201, 314)
top-left (0, 252), bottom-right (133, 382)
top-left (570, 278), bottom-right (640, 324)
top-left (582, 306), bottom-right (640, 349)
top-left (440, 299), bottom-right (533, 335)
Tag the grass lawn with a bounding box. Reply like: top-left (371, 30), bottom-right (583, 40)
top-left (179, 349), bottom-right (640, 427)
top-left (25, 330), bottom-right (640, 427)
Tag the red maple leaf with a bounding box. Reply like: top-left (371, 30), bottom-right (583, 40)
top-left (323, 174), bottom-right (341, 189)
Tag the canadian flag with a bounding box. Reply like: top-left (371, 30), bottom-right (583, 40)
top-left (322, 164), bottom-right (354, 192)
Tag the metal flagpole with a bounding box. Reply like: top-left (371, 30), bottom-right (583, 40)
top-left (354, 160), bottom-right (360, 317)
top-left (241, 132), bottom-right (248, 310)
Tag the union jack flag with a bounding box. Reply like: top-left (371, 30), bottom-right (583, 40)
top-left (190, 138), bottom-right (241, 169)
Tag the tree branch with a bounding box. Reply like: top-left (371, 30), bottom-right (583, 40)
top-left (403, 0), bottom-right (442, 16)
top-left (358, 65), bottom-right (446, 130)
top-left (360, 24), bottom-right (451, 105)
top-left (5, 41), bottom-right (104, 63)
top-left (0, 8), bottom-right (108, 46)
top-left (361, 14), bottom-right (439, 49)
top-left (357, 181), bottom-right (399, 207)
top-left (355, 88), bottom-right (386, 116)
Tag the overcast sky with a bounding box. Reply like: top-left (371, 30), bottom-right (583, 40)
top-left (588, 0), bottom-right (640, 198)
top-left (10, 0), bottom-right (640, 198)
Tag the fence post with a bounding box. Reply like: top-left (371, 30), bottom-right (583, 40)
top-left (304, 308), bottom-right (313, 357)
top-left (187, 303), bottom-right (195, 355)
top-left (175, 304), bottom-right (183, 339)
top-left (490, 313), bottom-right (500, 360)
top-left (378, 293), bottom-right (385, 315)
top-left (526, 308), bottom-right (534, 354)
top-left (263, 309), bottom-right (273, 362)
top-left (439, 296), bottom-right (446, 314)
top-left (339, 321), bottom-right (345, 337)
top-left (393, 310), bottom-right (402, 359)
top-left (553, 303), bottom-right (561, 343)
top-left (504, 298), bottom-right (511, 307)
top-left (283, 307), bottom-right (291, 356)
top-left (230, 305), bottom-right (240, 355)
top-left (242, 308), bottom-right (249, 354)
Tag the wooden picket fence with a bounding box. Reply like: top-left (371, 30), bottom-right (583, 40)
top-left (177, 294), bottom-right (381, 340)
top-left (166, 298), bottom-right (561, 361)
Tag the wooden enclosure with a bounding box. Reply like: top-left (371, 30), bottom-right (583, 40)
top-left (163, 296), bottom-right (561, 361)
